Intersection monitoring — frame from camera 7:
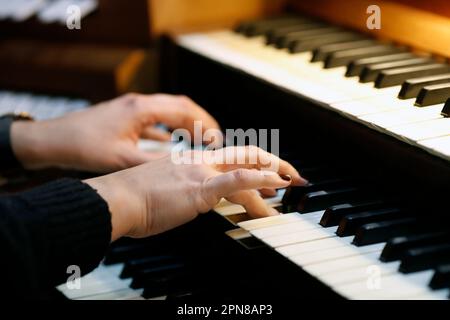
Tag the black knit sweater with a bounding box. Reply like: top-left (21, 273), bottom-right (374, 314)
top-left (0, 117), bottom-right (112, 299)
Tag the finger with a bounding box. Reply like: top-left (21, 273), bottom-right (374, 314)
top-left (205, 168), bottom-right (291, 199)
top-left (210, 146), bottom-right (307, 185)
top-left (226, 190), bottom-right (279, 218)
top-left (141, 126), bottom-right (172, 141)
top-left (259, 188), bottom-right (278, 198)
top-left (132, 94), bottom-right (221, 139)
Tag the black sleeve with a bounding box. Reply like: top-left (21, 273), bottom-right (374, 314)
top-left (0, 178), bottom-right (112, 299)
top-left (0, 116), bottom-right (23, 171)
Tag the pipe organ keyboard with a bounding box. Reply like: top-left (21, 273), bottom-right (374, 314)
top-left (2, 3), bottom-right (446, 301)
top-left (57, 12), bottom-right (450, 300)
top-left (176, 18), bottom-right (450, 161)
top-left (0, 0), bottom-right (98, 24)
top-left (57, 151), bottom-right (450, 300)
top-left (0, 90), bottom-right (89, 120)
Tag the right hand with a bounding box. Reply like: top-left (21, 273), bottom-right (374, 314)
top-left (85, 146), bottom-right (308, 241)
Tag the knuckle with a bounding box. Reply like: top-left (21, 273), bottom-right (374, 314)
top-left (177, 95), bottom-right (195, 108)
top-left (122, 93), bottom-right (142, 107)
top-left (246, 145), bottom-right (260, 153)
top-left (233, 169), bottom-right (249, 183)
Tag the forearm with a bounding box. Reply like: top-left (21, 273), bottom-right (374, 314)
top-left (0, 178), bottom-right (112, 297)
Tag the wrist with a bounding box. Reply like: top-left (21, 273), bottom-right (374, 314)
top-left (84, 174), bottom-right (138, 242)
top-left (10, 120), bottom-right (67, 170)
top-left (10, 121), bottom-right (45, 170)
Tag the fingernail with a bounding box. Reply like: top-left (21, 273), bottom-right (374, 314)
top-left (279, 174), bottom-right (292, 182)
top-left (300, 177), bottom-right (309, 185)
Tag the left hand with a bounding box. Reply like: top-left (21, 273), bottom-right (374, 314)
top-left (11, 93), bottom-right (221, 173)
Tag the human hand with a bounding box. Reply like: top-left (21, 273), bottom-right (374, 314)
top-left (10, 93), bottom-right (220, 173)
top-left (85, 146), bottom-right (308, 241)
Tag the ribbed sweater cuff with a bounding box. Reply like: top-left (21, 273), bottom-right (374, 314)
top-left (17, 178), bottom-right (112, 283)
top-left (0, 116), bottom-right (23, 171)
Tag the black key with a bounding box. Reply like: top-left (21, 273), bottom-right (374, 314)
top-left (380, 231), bottom-right (450, 262)
top-left (400, 242), bottom-right (450, 273)
top-left (336, 208), bottom-right (404, 237)
top-left (290, 32), bottom-right (365, 53)
top-left (130, 262), bottom-right (186, 289)
top-left (248, 18), bottom-right (308, 37)
top-left (142, 272), bottom-right (192, 299)
top-left (237, 17), bottom-right (306, 37)
top-left (298, 166), bottom-right (339, 182)
top-left (429, 264), bottom-right (450, 289)
top-left (298, 187), bottom-right (365, 213)
top-left (346, 53), bottom-right (416, 77)
top-left (325, 45), bottom-right (403, 68)
top-left (375, 64), bottom-right (450, 88)
top-left (266, 23), bottom-right (326, 45)
top-left (359, 58), bottom-right (432, 83)
top-left (311, 40), bottom-right (377, 62)
top-left (278, 27), bottom-right (342, 49)
top-left (282, 178), bottom-right (355, 211)
top-left (319, 201), bottom-right (387, 227)
top-left (415, 83), bottom-right (450, 107)
top-left (442, 98), bottom-right (450, 117)
top-left (353, 217), bottom-right (418, 246)
top-left (104, 241), bottom-right (164, 265)
top-left (120, 255), bottom-right (180, 279)
top-left (398, 73), bottom-right (450, 99)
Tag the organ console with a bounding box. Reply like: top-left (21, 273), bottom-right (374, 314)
top-left (2, 0), bottom-right (450, 301)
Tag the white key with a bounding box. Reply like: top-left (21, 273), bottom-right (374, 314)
top-left (77, 288), bottom-right (143, 300)
top-left (407, 289), bottom-right (449, 300)
top-left (335, 270), bottom-right (435, 299)
top-left (419, 135), bottom-right (450, 157)
top-left (237, 212), bottom-right (304, 231)
top-left (58, 264), bottom-right (131, 299)
top-left (0, 0), bottom-right (17, 19)
top-left (177, 31), bottom-right (450, 164)
top-left (303, 252), bottom-right (381, 276)
top-left (331, 92), bottom-right (409, 117)
top-left (177, 33), bottom-right (346, 104)
top-left (38, 0), bottom-right (71, 23)
top-left (209, 32), bottom-right (395, 103)
top-left (320, 261), bottom-right (400, 287)
top-left (57, 0), bottom-right (98, 24)
top-left (276, 236), bottom-right (353, 258)
top-left (11, 0), bottom-right (48, 22)
top-left (359, 104), bottom-right (444, 129)
top-left (290, 242), bottom-right (385, 266)
top-left (250, 211), bottom-right (324, 239)
top-left (390, 117), bottom-right (450, 141)
top-left (14, 94), bottom-right (38, 114)
top-left (213, 189), bottom-right (285, 216)
top-left (214, 201), bottom-right (247, 216)
top-left (262, 226), bottom-right (338, 248)
top-left (62, 278), bottom-right (132, 299)
top-left (0, 92), bottom-right (18, 113)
